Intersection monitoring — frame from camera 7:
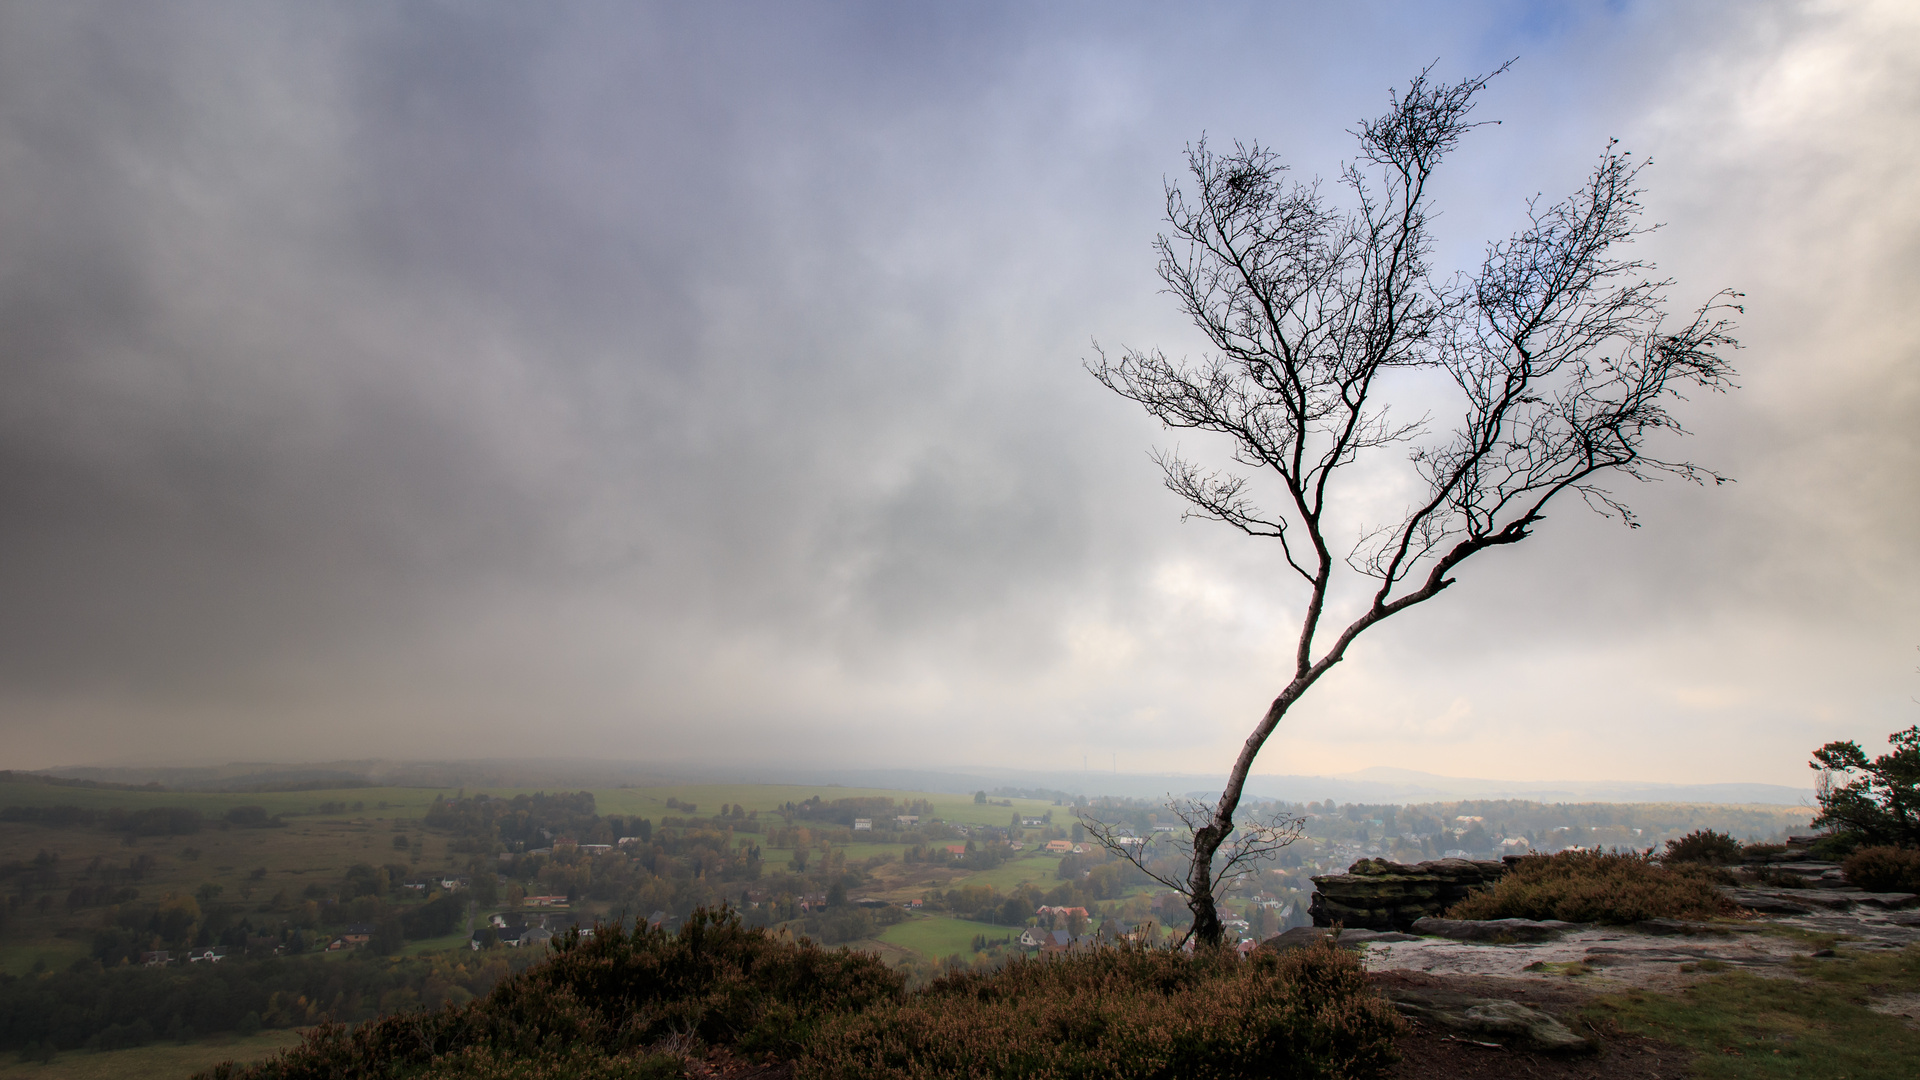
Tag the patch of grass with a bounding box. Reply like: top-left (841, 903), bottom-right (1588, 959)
top-left (1447, 849), bottom-right (1742, 924)
top-left (0, 1029), bottom-right (303, 1080)
top-left (399, 931), bottom-right (475, 956)
top-left (1587, 945), bottom-right (1920, 1079)
top-left (950, 853), bottom-right (1064, 892)
top-left (1522, 960), bottom-right (1592, 977)
top-left (0, 940), bottom-right (88, 977)
top-left (877, 916), bottom-right (1015, 960)
top-left (1757, 924), bottom-right (1848, 950)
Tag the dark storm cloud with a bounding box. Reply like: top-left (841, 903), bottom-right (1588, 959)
top-left (0, 1), bottom-right (1912, 784)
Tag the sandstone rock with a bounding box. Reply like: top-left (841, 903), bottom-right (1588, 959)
top-left (1633, 917), bottom-right (1762, 936)
top-left (1725, 886), bottom-right (1920, 913)
top-left (1409, 916), bottom-right (1581, 942)
top-left (1722, 888), bottom-right (1814, 914)
top-left (1259, 926), bottom-right (1421, 952)
top-left (1386, 988), bottom-right (1594, 1054)
top-left (1309, 858), bottom-right (1509, 931)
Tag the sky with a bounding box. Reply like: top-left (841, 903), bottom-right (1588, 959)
top-left (0, 1), bottom-right (1914, 788)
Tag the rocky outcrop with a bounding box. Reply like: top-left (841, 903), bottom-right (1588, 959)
top-left (1408, 916), bottom-right (1580, 942)
top-left (1258, 925), bottom-right (1421, 952)
top-left (1385, 988), bottom-right (1595, 1054)
top-left (1309, 857), bottom-right (1509, 931)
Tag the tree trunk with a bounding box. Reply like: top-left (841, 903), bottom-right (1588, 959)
top-left (1185, 820), bottom-right (1228, 948)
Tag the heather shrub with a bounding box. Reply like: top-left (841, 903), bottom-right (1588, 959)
top-left (1842, 846), bottom-right (1920, 892)
top-left (1662, 829), bottom-right (1743, 865)
top-left (203, 909), bottom-right (904, 1080)
top-left (1446, 850), bottom-right (1743, 925)
top-left (798, 938), bottom-right (1403, 1080)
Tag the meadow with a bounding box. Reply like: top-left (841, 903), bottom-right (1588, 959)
top-left (0, 778), bottom-right (1076, 975)
top-left (0, 1030), bottom-right (302, 1079)
top-left (877, 914), bottom-right (1018, 959)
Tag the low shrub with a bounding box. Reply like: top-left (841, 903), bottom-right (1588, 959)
top-left (1662, 829), bottom-right (1743, 865)
top-left (203, 909), bottom-right (904, 1080)
top-left (1842, 846), bottom-right (1920, 892)
top-left (798, 939), bottom-right (1403, 1080)
top-left (1446, 850), bottom-right (1743, 925)
top-left (204, 912), bottom-right (1406, 1080)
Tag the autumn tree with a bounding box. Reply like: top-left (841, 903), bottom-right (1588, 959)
top-left (1087, 66), bottom-right (1739, 947)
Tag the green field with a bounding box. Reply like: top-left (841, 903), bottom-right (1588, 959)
top-left (0, 1029), bottom-right (304, 1080)
top-left (878, 915), bottom-right (1019, 959)
top-left (0, 780), bottom-right (1066, 831)
top-left (0, 938), bottom-right (90, 977)
top-left (956, 852), bottom-right (1068, 891)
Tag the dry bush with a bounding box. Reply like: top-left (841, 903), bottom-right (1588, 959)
top-left (1842, 846), bottom-right (1920, 893)
top-left (1662, 829), bottom-right (1743, 865)
top-left (798, 938), bottom-right (1404, 1080)
top-left (1446, 850), bottom-right (1743, 925)
top-left (202, 909), bottom-right (904, 1080)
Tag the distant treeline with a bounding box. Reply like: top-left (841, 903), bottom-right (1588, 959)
top-left (0, 771), bottom-right (165, 792)
top-left (0, 804), bottom-right (291, 835)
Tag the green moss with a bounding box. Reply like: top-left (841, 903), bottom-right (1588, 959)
top-left (1586, 945), bottom-right (1920, 1079)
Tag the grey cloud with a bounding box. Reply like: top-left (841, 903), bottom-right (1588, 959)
top-left (0, 1), bottom-right (1912, 784)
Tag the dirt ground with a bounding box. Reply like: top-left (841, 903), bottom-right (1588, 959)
top-left (1375, 970), bottom-right (1695, 1080)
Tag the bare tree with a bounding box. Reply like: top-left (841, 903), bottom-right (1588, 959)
top-left (1080, 800), bottom-right (1304, 948)
top-left (1087, 66), bottom-right (1739, 949)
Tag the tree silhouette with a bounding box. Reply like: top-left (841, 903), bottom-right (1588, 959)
top-left (1087, 65), bottom-right (1740, 947)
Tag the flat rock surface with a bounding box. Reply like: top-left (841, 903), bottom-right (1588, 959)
top-left (1345, 904), bottom-right (1920, 989)
top-left (1411, 916), bottom-right (1582, 942)
top-left (1735, 885), bottom-right (1920, 911)
top-left (1261, 925), bottom-right (1421, 951)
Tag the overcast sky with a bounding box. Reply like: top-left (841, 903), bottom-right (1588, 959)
top-left (0, 1), bottom-right (1914, 787)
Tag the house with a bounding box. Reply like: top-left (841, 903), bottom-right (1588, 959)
top-left (853, 818), bottom-right (872, 831)
top-left (340, 924), bottom-right (375, 948)
top-left (139, 950), bottom-right (172, 967)
top-left (1017, 927), bottom-right (1053, 948)
top-left (617, 836), bottom-right (646, 846)
top-left (1151, 824), bottom-right (1177, 832)
top-left (578, 844), bottom-right (613, 855)
top-left (944, 844), bottom-right (968, 859)
top-left (1036, 905), bottom-right (1089, 921)
top-left (1044, 839), bottom-right (1074, 854)
top-left (1021, 817), bottom-right (1045, 827)
top-left (186, 947), bottom-right (228, 963)
top-left (895, 815), bottom-right (918, 826)
top-left (1042, 929), bottom-right (1080, 954)
top-left (1008, 841), bottom-right (1024, 851)
top-left (524, 895), bottom-right (569, 907)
